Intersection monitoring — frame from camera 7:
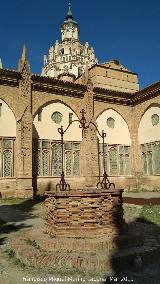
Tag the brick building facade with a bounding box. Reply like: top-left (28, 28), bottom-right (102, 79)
top-left (0, 4), bottom-right (160, 198)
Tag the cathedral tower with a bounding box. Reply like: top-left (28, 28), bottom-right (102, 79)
top-left (42, 3), bottom-right (97, 80)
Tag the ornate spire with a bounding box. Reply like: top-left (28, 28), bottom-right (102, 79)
top-left (0, 58), bottom-right (3, 69)
top-left (66, 1), bottom-right (73, 20)
top-left (63, 1), bottom-right (77, 25)
top-left (22, 44), bottom-right (27, 62)
top-left (18, 44), bottom-right (30, 72)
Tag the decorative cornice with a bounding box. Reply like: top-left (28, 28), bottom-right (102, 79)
top-left (0, 68), bottom-right (159, 106)
top-left (93, 81), bottom-right (160, 106)
top-left (130, 81), bottom-right (160, 105)
top-left (0, 68), bottom-right (21, 87)
top-left (93, 87), bottom-right (132, 105)
top-left (31, 74), bottom-right (86, 97)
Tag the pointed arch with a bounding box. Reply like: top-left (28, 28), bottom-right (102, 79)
top-left (33, 100), bottom-right (82, 141)
top-left (0, 98), bottom-right (16, 137)
top-left (33, 98), bottom-right (80, 120)
top-left (96, 108), bottom-right (131, 145)
top-left (138, 104), bottom-right (160, 144)
top-left (138, 104), bottom-right (160, 176)
top-left (32, 101), bottom-right (82, 178)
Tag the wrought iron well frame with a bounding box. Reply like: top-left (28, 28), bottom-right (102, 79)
top-left (56, 109), bottom-right (115, 191)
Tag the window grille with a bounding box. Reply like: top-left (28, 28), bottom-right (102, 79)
top-left (0, 137), bottom-right (14, 177)
top-left (141, 142), bottom-right (160, 175)
top-left (33, 139), bottom-right (81, 177)
top-left (99, 144), bottom-right (131, 176)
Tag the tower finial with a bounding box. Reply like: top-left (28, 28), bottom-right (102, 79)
top-left (18, 44), bottom-right (29, 72)
top-left (22, 44), bottom-right (27, 62)
top-left (66, 0), bottom-right (73, 20)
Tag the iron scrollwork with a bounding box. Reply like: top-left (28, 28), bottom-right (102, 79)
top-left (56, 109), bottom-right (115, 191)
top-left (89, 123), bottom-right (115, 190)
top-left (56, 109), bottom-right (88, 191)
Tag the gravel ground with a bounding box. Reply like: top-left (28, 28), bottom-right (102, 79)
top-left (0, 199), bottom-right (160, 284)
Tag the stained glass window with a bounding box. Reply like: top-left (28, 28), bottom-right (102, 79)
top-left (52, 143), bottom-right (62, 176)
top-left (99, 144), bottom-right (131, 176)
top-left (109, 147), bottom-right (118, 175)
top-left (32, 140), bottom-right (81, 177)
top-left (3, 150), bottom-right (12, 177)
top-left (51, 112), bottom-right (63, 124)
top-left (119, 154), bottom-right (124, 175)
top-left (3, 139), bottom-right (12, 149)
top-left (151, 114), bottom-right (159, 126)
top-left (65, 151), bottom-right (72, 176)
top-left (106, 117), bottom-right (115, 128)
top-left (73, 143), bottom-right (80, 150)
top-left (153, 143), bottom-right (160, 174)
top-left (65, 143), bottom-right (72, 150)
top-left (42, 141), bottom-right (50, 149)
top-left (43, 151), bottom-right (50, 176)
top-left (141, 142), bottom-right (160, 175)
top-left (73, 151), bottom-right (80, 176)
top-left (0, 138), bottom-right (14, 177)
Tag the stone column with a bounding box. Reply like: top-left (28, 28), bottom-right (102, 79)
top-left (130, 131), bottom-right (143, 189)
top-left (130, 132), bottom-right (142, 174)
top-left (81, 79), bottom-right (99, 187)
top-left (16, 110), bottom-right (33, 196)
top-left (15, 46), bottom-right (33, 198)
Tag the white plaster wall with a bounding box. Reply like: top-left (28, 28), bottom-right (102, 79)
top-left (33, 102), bottom-right (82, 141)
top-left (0, 99), bottom-right (16, 137)
top-left (138, 106), bottom-right (160, 144)
top-left (96, 109), bottom-right (131, 145)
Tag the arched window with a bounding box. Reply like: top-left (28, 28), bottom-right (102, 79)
top-left (97, 109), bottom-right (131, 176)
top-left (33, 140), bottom-right (81, 177)
top-left (0, 138), bottom-right (14, 177)
top-left (138, 106), bottom-right (160, 175)
top-left (3, 150), bottom-right (12, 177)
top-left (33, 102), bottom-right (82, 177)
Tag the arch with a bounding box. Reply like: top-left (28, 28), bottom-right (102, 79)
top-left (33, 98), bottom-right (80, 120)
top-left (33, 101), bottom-right (82, 179)
top-left (0, 96), bottom-right (17, 122)
top-left (137, 103), bottom-right (160, 132)
top-left (138, 104), bottom-right (160, 176)
top-left (138, 105), bottom-right (160, 144)
top-left (33, 101), bottom-right (82, 142)
top-left (95, 105), bottom-right (132, 134)
top-left (0, 98), bottom-right (16, 137)
top-left (96, 108), bottom-right (131, 145)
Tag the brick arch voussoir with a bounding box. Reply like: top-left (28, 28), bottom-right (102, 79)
top-left (0, 95), bottom-right (18, 121)
top-left (135, 100), bottom-right (160, 131)
top-left (95, 105), bottom-right (132, 134)
top-left (33, 97), bottom-right (81, 120)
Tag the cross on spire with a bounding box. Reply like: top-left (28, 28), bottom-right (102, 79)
top-left (66, 0), bottom-right (73, 20)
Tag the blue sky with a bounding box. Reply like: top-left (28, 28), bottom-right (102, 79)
top-left (0, 0), bottom-right (160, 89)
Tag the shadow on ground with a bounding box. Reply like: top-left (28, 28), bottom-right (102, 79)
top-left (104, 217), bottom-right (160, 284)
top-left (0, 195), bottom-right (46, 246)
